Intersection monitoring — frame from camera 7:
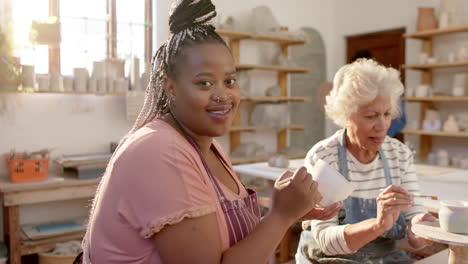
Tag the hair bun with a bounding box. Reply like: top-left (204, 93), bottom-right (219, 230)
top-left (169, 0), bottom-right (217, 34)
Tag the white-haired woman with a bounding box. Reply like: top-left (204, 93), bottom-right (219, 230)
top-left (296, 59), bottom-right (436, 264)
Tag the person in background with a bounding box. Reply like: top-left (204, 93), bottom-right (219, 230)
top-left (296, 59), bottom-right (435, 264)
top-left (75, 1), bottom-right (342, 263)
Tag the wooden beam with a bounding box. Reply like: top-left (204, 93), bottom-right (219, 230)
top-left (144, 0), bottom-right (153, 65)
top-left (230, 109), bottom-right (241, 152)
top-left (229, 39), bottom-right (240, 64)
top-left (419, 39), bottom-right (433, 159)
top-left (4, 206), bottom-right (21, 264)
top-left (106, 0), bottom-right (117, 59)
top-left (48, 0), bottom-right (60, 74)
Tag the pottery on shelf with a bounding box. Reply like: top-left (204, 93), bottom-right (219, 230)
top-left (130, 58), bottom-right (140, 91)
top-left (73, 68), bottom-right (89, 92)
top-left (49, 73), bottom-right (63, 92)
top-left (427, 57), bottom-right (438, 64)
top-left (88, 78), bottom-right (97, 93)
top-left (415, 84), bottom-right (431, 97)
top-left (238, 71), bottom-right (251, 96)
top-left (406, 86), bottom-right (415, 97)
top-left (250, 104), bottom-right (289, 131)
top-left (63, 76), bottom-right (74, 92)
top-left (436, 149), bottom-right (449, 167)
top-left (265, 84), bottom-right (281, 96)
top-left (36, 74), bottom-right (49, 92)
top-left (268, 154), bottom-right (289, 169)
top-left (231, 143), bottom-right (266, 159)
top-left (457, 46), bottom-right (468, 61)
top-left (452, 73), bottom-right (466, 96)
top-left (416, 7), bottom-right (437, 32)
top-left (21, 65), bottom-right (35, 89)
top-left (443, 115), bottom-right (460, 132)
top-left (448, 52), bottom-right (456, 63)
top-left (439, 11), bottom-right (450, 28)
top-left (419, 53), bottom-right (429, 64)
top-left (439, 200), bottom-right (468, 234)
top-left (426, 152), bottom-right (437, 165)
top-left (423, 119), bottom-right (442, 131)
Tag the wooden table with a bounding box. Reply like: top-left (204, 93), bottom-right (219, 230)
top-left (413, 221), bottom-right (468, 264)
top-left (0, 172), bottom-right (99, 264)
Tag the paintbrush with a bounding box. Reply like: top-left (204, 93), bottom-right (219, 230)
top-left (412, 194), bottom-right (438, 200)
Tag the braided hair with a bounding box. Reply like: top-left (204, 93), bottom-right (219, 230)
top-left (126, 0), bottom-right (228, 142)
top-left (81, 2), bottom-right (228, 262)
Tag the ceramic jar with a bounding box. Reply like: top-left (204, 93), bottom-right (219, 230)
top-left (417, 7), bottom-right (437, 32)
top-left (439, 200), bottom-right (468, 233)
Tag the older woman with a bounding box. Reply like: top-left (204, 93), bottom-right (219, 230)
top-left (296, 59), bottom-right (436, 264)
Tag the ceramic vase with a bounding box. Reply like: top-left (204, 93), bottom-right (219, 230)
top-left (416, 7), bottom-right (437, 32)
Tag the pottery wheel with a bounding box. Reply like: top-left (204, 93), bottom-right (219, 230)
top-left (413, 221), bottom-right (468, 264)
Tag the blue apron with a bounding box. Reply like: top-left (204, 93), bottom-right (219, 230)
top-left (296, 129), bottom-right (412, 264)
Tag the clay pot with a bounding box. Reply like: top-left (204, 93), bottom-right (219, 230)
top-left (417, 7), bottom-right (437, 32)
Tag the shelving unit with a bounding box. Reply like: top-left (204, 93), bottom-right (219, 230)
top-left (217, 29), bottom-right (311, 165)
top-left (403, 26), bottom-right (468, 158)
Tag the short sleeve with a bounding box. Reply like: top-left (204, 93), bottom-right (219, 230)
top-left (113, 131), bottom-right (217, 239)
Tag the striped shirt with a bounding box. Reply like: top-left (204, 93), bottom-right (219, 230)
top-left (303, 130), bottom-right (427, 256)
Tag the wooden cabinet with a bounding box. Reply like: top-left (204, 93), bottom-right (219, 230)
top-left (403, 25), bottom-right (468, 159)
top-left (216, 29), bottom-right (312, 164)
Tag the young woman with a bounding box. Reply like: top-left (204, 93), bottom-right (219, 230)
top-left (77, 1), bottom-right (342, 263)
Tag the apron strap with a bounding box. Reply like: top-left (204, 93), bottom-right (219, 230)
top-left (338, 129), bottom-right (392, 185)
top-left (170, 114), bottom-right (229, 201)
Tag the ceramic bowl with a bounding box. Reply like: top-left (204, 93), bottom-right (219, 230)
top-left (439, 200), bottom-right (468, 234)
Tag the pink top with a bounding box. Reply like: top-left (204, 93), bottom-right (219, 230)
top-left (86, 119), bottom-right (248, 263)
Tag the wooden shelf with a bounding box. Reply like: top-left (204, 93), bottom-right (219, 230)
top-left (253, 34), bottom-right (306, 45)
top-left (403, 129), bottom-right (468, 138)
top-left (229, 125), bottom-right (305, 132)
top-left (402, 61), bottom-right (468, 70)
top-left (229, 126), bottom-right (271, 132)
top-left (20, 231), bottom-right (85, 255)
top-left (284, 125), bottom-right (305, 131)
top-left (240, 96), bottom-right (310, 103)
top-left (404, 25), bottom-right (468, 39)
top-left (216, 29), bottom-right (306, 45)
top-left (405, 96), bottom-right (468, 102)
top-left (231, 152), bottom-right (307, 165)
top-left (0, 90), bottom-right (126, 96)
top-left (216, 29), bottom-right (251, 40)
top-left (236, 63), bottom-right (311, 73)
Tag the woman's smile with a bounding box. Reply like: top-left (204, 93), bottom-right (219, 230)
top-left (206, 103), bottom-right (233, 122)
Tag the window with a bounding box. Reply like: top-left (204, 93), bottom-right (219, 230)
top-left (12, 0), bottom-right (149, 77)
top-left (60, 0), bottom-right (107, 75)
top-left (12, 0), bottom-right (49, 74)
top-left (116, 0), bottom-right (146, 74)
